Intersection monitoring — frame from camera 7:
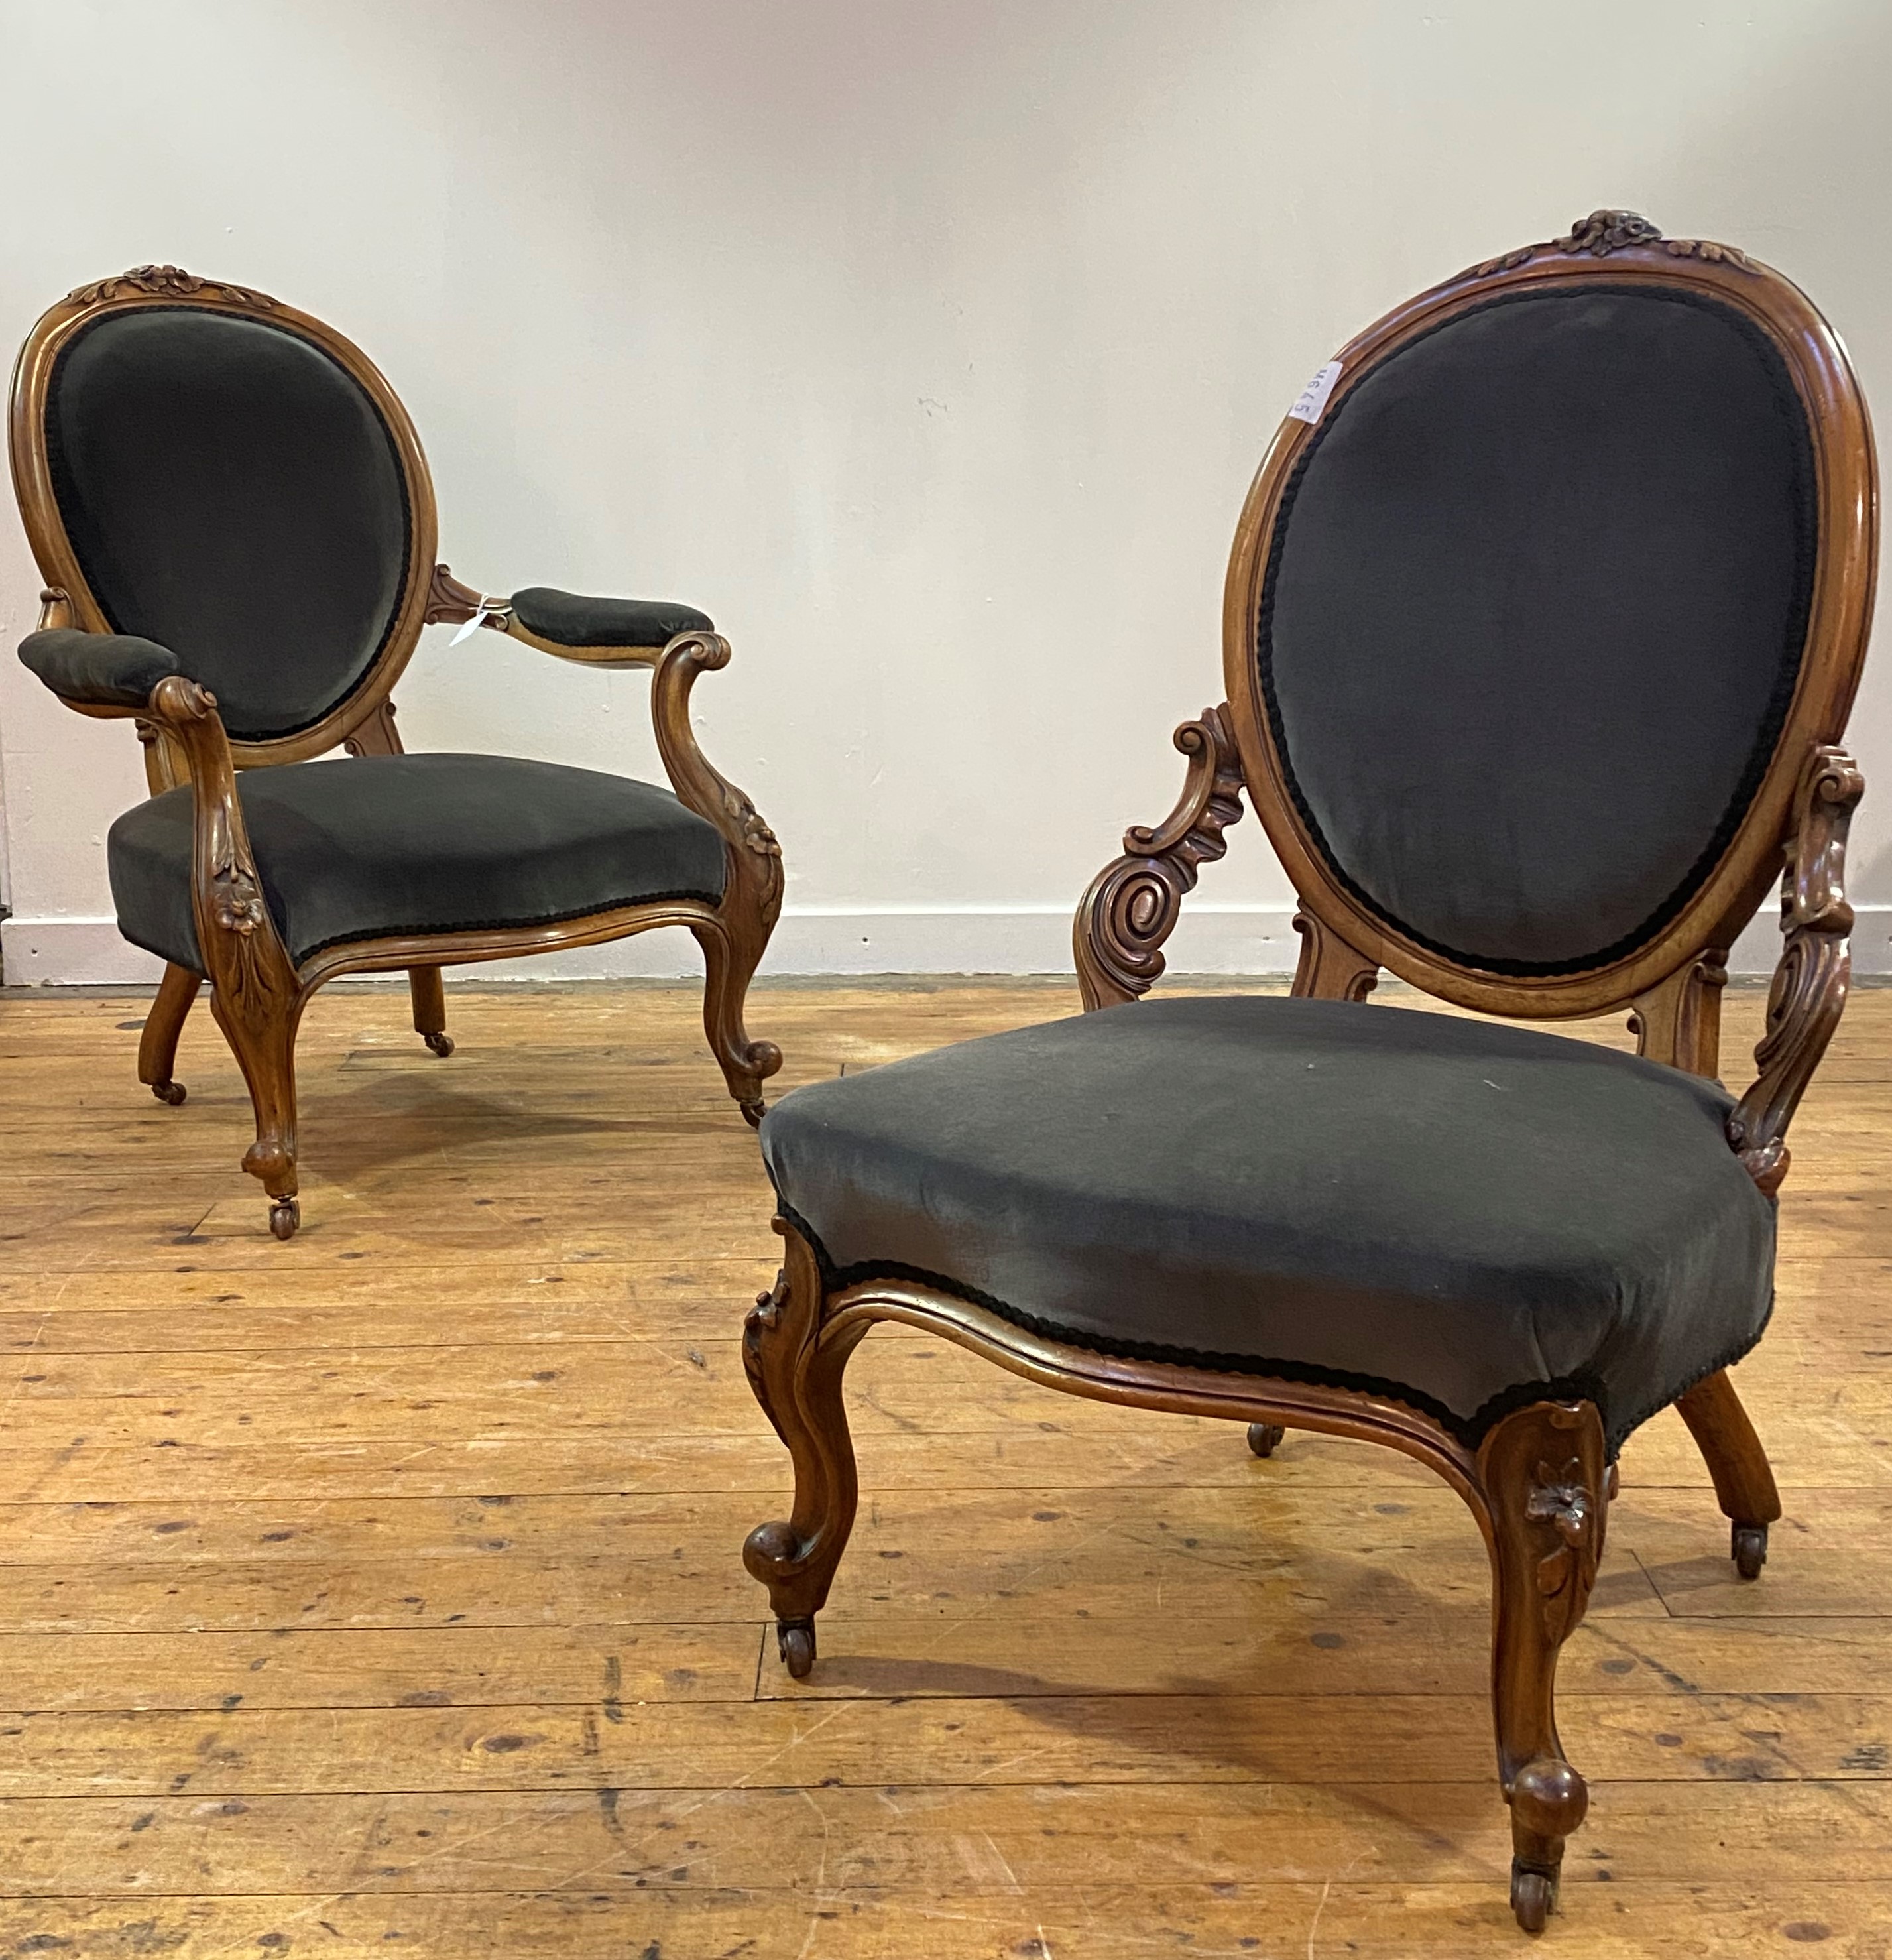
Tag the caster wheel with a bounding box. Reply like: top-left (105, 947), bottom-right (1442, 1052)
top-left (1732, 1523), bottom-right (1768, 1580)
top-left (269, 1197), bottom-right (300, 1242)
top-left (150, 1079), bottom-right (187, 1106)
top-left (1510, 1863), bottom-right (1555, 1933)
top-left (423, 1031), bottom-right (455, 1057)
top-left (778, 1620), bottom-right (816, 1679)
top-left (1246, 1423), bottom-right (1285, 1459)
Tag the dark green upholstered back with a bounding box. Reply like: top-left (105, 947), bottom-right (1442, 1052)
top-left (1260, 286), bottom-right (1818, 978)
top-left (44, 308), bottom-right (411, 743)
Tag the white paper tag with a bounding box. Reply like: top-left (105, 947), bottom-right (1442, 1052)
top-left (1288, 361), bottom-right (1343, 426)
top-left (449, 606), bottom-right (492, 646)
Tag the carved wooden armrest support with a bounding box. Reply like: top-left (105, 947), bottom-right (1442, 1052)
top-left (650, 632), bottom-right (784, 932)
top-left (142, 675), bottom-right (298, 987)
top-left (423, 563), bottom-right (508, 629)
top-left (1725, 744), bottom-right (1864, 1196)
top-left (36, 587), bottom-right (76, 632)
top-left (142, 676), bottom-right (303, 1214)
top-left (428, 562), bottom-right (782, 922)
top-left (1073, 703), bottom-right (1246, 1011)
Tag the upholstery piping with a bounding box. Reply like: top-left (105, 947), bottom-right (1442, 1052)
top-left (774, 1197), bottom-right (1762, 1455)
top-left (43, 306), bottom-right (416, 745)
top-left (116, 881), bottom-right (726, 971)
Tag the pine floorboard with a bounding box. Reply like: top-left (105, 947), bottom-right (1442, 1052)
top-left (0, 974), bottom-right (1886, 1955)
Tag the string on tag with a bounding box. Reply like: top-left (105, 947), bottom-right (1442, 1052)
top-left (449, 606), bottom-right (494, 646)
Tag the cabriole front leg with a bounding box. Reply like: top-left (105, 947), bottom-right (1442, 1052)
top-left (148, 674), bottom-right (308, 1240)
top-left (210, 982), bottom-right (303, 1240)
top-left (692, 920), bottom-right (782, 1126)
top-left (742, 1219), bottom-right (866, 1677)
top-left (1477, 1399), bottom-right (1608, 1933)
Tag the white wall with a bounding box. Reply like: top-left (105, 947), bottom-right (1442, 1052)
top-left (2, 0), bottom-right (1889, 983)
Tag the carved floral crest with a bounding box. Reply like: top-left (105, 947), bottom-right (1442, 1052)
top-left (1556, 210), bottom-right (1663, 257)
top-left (1468, 211), bottom-right (1754, 280)
top-left (67, 265), bottom-right (276, 310)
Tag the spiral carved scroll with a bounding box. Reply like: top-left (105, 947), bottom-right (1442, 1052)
top-left (1074, 705), bottom-right (1246, 1010)
top-left (1726, 745), bottom-right (1864, 1195)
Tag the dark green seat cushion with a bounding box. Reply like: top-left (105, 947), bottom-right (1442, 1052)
top-left (109, 753), bottom-right (727, 969)
top-left (760, 996), bottom-right (1776, 1451)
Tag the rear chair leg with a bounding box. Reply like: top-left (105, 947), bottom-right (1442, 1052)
top-left (138, 963), bottom-right (202, 1104)
top-left (409, 965), bottom-right (454, 1057)
top-left (1675, 1369), bottom-right (1781, 1579)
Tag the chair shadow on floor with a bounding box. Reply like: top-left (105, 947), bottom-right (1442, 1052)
top-left (783, 1642), bottom-right (1515, 1886)
top-left (158, 1038), bottom-right (768, 1193)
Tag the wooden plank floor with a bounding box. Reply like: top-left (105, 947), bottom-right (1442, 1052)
top-left (0, 973), bottom-right (1887, 1956)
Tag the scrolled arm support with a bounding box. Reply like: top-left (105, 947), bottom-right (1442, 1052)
top-left (1725, 744), bottom-right (1865, 1196)
top-left (142, 676), bottom-right (303, 1200)
top-left (650, 631), bottom-right (784, 1120)
top-left (1073, 703), bottom-right (1246, 1011)
top-left (143, 677), bottom-right (301, 1003)
top-left (650, 631), bottom-right (784, 930)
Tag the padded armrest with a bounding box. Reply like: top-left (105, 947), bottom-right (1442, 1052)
top-left (19, 627), bottom-right (182, 707)
top-left (510, 586), bottom-right (714, 650)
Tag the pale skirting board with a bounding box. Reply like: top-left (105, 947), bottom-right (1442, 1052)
top-left (5, 903), bottom-right (1885, 985)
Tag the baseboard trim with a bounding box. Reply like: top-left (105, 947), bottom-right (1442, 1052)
top-left (7, 904), bottom-right (1888, 986)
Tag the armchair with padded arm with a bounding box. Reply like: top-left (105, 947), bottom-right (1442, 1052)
top-left (10, 264), bottom-right (782, 1238)
top-left (736, 214), bottom-right (1876, 1933)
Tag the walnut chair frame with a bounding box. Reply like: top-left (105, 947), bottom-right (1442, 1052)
top-left (11, 266), bottom-right (783, 1237)
top-left (740, 215), bottom-right (1875, 1931)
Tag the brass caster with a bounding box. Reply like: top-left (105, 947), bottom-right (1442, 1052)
top-left (423, 1032), bottom-right (455, 1058)
top-left (150, 1079), bottom-right (187, 1106)
top-left (776, 1618), bottom-right (815, 1678)
top-left (1732, 1522), bottom-right (1768, 1580)
top-left (1246, 1422), bottom-right (1285, 1459)
top-left (1510, 1861), bottom-right (1556, 1933)
top-left (268, 1197), bottom-right (300, 1241)
top-left (740, 1096), bottom-right (766, 1129)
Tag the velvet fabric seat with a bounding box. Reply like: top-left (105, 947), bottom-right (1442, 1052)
top-left (109, 752), bottom-right (728, 969)
top-left (762, 994), bottom-right (1775, 1453)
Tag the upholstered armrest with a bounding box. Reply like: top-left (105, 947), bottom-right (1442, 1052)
top-left (1725, 745), bottom-right (1865, 1195)
top-left (424, 564), bottom-right (713, 668)
top-left (510, 587), bottom-right (713, 650)
top-left (19, 627), bottom-right (181, 709)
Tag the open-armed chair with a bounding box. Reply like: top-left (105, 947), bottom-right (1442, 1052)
top-left (11, 264), bottom-right (783, 1238)
top-left (738, 213), bottom-right (1875, 1931)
